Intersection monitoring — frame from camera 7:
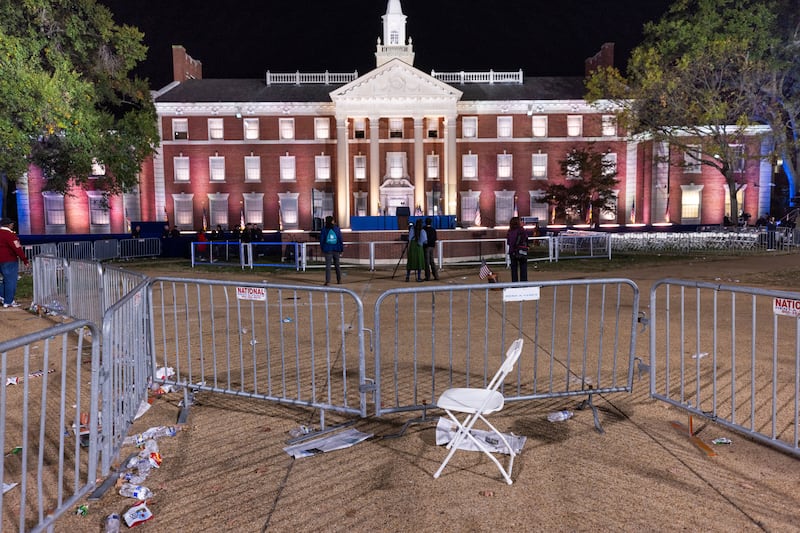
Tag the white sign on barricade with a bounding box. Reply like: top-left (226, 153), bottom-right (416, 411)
top-left (773, 297), bottom-right (800, 317)
top-left (236, 286), bottom-right (267, 301)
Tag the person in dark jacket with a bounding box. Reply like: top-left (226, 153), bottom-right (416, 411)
top-left (320, 216), bottom-right (343, 285)
top-left (423, 218), bottom-right (439, 281)
top-left (506, 216), bottom-right (529, 282)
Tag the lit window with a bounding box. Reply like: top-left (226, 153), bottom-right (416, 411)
top-left (602, 152), bottom-right (617, 177)
top-left (602, 115), bottom-right (616, 136)
top-left (462, 153), bottom-right (478, 180)
top-left (459, 190), bottom-right (481, 226)
top-left (354, 155), bottom-right (367, 181)
top-left (278, 192), bottom-right (299, 229)
top-left (426, 154), bottom-right (439, 180)
top-left (88, 195), bottom-right (110, 226)
top-left (495, 191), bottom-right (515, 225)
top-left (354, 192), bottom-right (368, 216)
top-left (529, 191), bottom-right (549, 222)
top-left (280, 154), bottom-right (296, 181)
top-left (172, 194), bottom-right (194, 228)
top-left (731, 144), bottom-right (746, 173)
top-left (243, 192), bottom-right (264, 226)
top-left (243, 118), bottom-right (259, 140)
top-left (497, 116), bottom-right (513, 139)
top-left (354, 118), bottom-right (366, 139)
top-left (532, 153), bottom-right (548, 179)
top-left (532, 116), bottom-right (547, 137)
top-left (244, 155), bottom-right (261, 182)
top-left (279, 118), bottom-right (295, 140)
top-left (567, 115), bottom-right (583, 137)
top-left (388, 152), bottom-right (405, 178)
top-left (497, 153), bottom-right (513, 180)
top-left (315, 118), bottom-right (330, 139)
top-left (209, 155), bottom-right (225, 181)
top-left (208, 118), bottom-right (224, 140)
top-left (684, 145), bottom-right (701, 173)
top-left (389, 118), bottom-right (403, 138)
top-left (315, 154), bottom-right (331, 181)
top-left (208, 193), bottom-right (229, 228)
top-left (173, 155), bottom-right (190, 181)
top-left (172, 118), bottom-right (188, 140)
top-left (389, 30), bottom-right (399, 45)
top-left (462, 117), bottom-right (477, 138)
top-left (90, 158), bottom-right (106, 177)
top-left (680, 186), bottom-right (702, 221)
top-left (42, 192), bottom-right (66, 229)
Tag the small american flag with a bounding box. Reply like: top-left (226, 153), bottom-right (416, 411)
top-left (479, 262), bottom-right (494, 280)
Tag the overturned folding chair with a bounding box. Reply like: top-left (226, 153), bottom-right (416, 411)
top-left (433, 338), bottom-right (524, 484)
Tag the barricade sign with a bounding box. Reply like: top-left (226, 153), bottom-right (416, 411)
top-left (236, 286), bottom-right (267, 301)
top-left (773, 297), bottom-right (800, 317)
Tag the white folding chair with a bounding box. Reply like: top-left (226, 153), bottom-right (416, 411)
top-left (433, 338), bottom-right (524, 485)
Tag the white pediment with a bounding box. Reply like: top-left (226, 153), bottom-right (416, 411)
top-left (330, 59), bottom-right (462, 104)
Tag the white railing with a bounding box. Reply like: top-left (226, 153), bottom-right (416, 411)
top-left (265, 70), bottom-right (359, 85)
top-left (430, 69), bottom-right (524, 84)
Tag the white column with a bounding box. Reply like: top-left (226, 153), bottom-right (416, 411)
top-left (335, 117), bottom-right (350, 228)
top-left (370, 117), bottom-right (381, 214)
top-left (414, 116), bottom-right (425, 212)
top-left (444, 114), bottom-right (458, 216)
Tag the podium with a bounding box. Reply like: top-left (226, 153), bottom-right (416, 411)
top-left (396, 206), bottom-right (410, 230)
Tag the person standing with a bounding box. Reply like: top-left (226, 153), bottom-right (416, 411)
top-left (0, 218), bottom-right (29, 308)
top-left (423, 217), bottom-right (439, 281)
top-left (320, 216), bottom-right (343, 285)
top-left (405, 219), bottom-right (426, 282)
top-left (506, 216), bottom-right (529, 282)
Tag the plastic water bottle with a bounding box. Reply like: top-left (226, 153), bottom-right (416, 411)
top-left (119, 483), bottom-right (153, 500)
top-left (547, 410), bottom-right (574, 422)
top-left (104, 513), bottom-right (121, 533)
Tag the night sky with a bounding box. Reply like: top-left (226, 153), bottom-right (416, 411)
top-left (97, 0), bottom-right (674, 89)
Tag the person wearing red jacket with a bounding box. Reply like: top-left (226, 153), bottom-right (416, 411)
top-left (0, 218), bottom-right (29, 308)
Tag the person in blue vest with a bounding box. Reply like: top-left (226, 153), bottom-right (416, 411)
top-left (320, 215), bottom-right (343, 285)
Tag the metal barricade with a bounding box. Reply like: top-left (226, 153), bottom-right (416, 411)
top-left (373, 279), bottom-right (640, 431)
top-left (56, 241), bottom-right (93, 260)
top-left (649, 279), bottom-right (800, 457)
top-left (118, 237), bottom-right (161, 260)
top-left (93, 239), bottom-right (119, 261)
top-left (31, 255), bottom-right (69, 315)
top-left (0, 320), bottom-right (100, 533)
top-left (66, 259), bottom-right (105, 327)
top-left (555, 231), bottom-right (611, 260)
top-left (147, 278), bottom-right (369, 428)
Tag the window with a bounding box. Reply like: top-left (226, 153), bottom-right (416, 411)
top-left (495, 191), bottom-right (515, 225)
top-left (724, 184), bottom-right (746, 217)
top-left (389, 118), bottom-right (403, 138)
top-left (208, 193), bottom-right (229, 228)
top-left (277, 192), bottom-right (299, 229)
top-left (172, 193), bottom-right (194, 228)
top-left (90, 158), bottom-right (105, 177)
top-left (173, 155), bottom-right (190, 182)
top-left (279, 118), bottom-right (294, 140)
top-left (497, 153), bottom-right (513, 180)
top-left (172, 118), bottom-right (188, 140)
top-left (243, 118), bottom-right (259, 140)
top-left (462, 153), bottom-right (478, 180)
top-left (43, 192), bottom-right (66, 233)
top-left (354, 155), bottom-right (367, 181)
top-left (497, 116), bottom-right (513, 139)
top-left (532, 153), bottom-right (548, 179)
top-left (354, 118), bottom-right (366, 139)
top-left (87, 193), bottom-right (110, 228)
top-left (280, 154), bottom-right (296, 181)
top-left (731, 144), bottom-right (746, 173)
top-left (684, 145), bottom-right (702, 173)
top-left (459, 190), bottom-right (481, 227)
top-left (244, 155), bottom-right (261, 182)
top-left (208, 118), bottom-right (224, 140)
top-left (531, 116), bottom-right (547, 137)
top-left (680, 184), bottom-right (703, 222)
top-left (462, 117), bottom-right (477, 138)
top-left (389, 30), bottom-right (399, 45)
top-left (426, 154), bottom-right (439, 180)
top-left (387, 152), bottom-right (406, 178)
top-left (315, 154), bottom-right (331, 181)
top-left (315, 117), bottom-right (330, 140)
top-left (566, 156), bottom-right (581, 179)
top-left (209, 155), bottom-right (225, 181)
top-left (602, 115), bottom-right (616, 136)
top-left (426, 190), bottom-right (442, 215)
top-left (567, 115), bottom-right (583, 137)
top-left (427, 118), bottom-right (438, 138)
top-left (602, 152), bottom-right (617, 177)
top-left (243, 192), bottom-right (264, 226)
top-left (354, 192), bottom-right (368, 216)
top-left (601, 192), bottom-right (618, 221)
top-left (529, 191), bottom-right (549, 223)
top-left (123, 191), bottom-right (141, 225)
top-left (312, 188), bottom-right (333, 220)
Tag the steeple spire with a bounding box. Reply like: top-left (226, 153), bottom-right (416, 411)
top-left (376, 0), bottom-right (414, 67)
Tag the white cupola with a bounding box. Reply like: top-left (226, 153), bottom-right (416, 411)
top-left (375, 0), bottom-right (414, 67)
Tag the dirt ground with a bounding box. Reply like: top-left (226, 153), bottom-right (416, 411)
top-left (4, 253), bottom-right (800, 532)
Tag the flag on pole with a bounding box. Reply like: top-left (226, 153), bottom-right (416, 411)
top-left (479, 261), bottom-right (493, 280)
top-left (630, 198), bottom-right (636, 224)
top-left (513, 196), bottom-right (519, 218)
top-left (202, 207), bottom-right (208, 232)
top-left (240, 208), bottom-right (245, 229)
top-left (474, 209), bottom-right (481, 226)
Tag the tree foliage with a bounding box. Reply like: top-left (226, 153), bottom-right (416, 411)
top-left (586, 0), bottom-right (782, 221)
top-left (545, 144), bottom-right (619, 226)
top-left (0, 0), bottom-right (158, 208)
